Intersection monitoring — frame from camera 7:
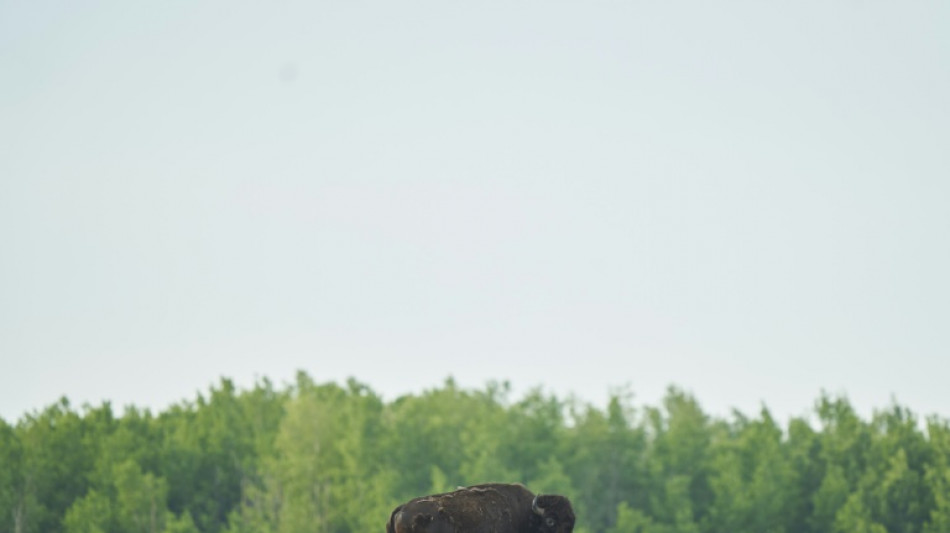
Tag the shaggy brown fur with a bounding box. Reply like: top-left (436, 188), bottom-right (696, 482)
top-left (386, 483), bottom-right (575, 533)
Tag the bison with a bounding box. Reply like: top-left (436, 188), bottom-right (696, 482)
top-left (386, 483), bottom-right (575, 533)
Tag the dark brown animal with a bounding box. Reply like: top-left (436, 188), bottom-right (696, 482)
top-left (386, 483), bottom-right (575, 533)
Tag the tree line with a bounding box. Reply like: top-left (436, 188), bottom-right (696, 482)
top-left (2, 372), bottom-right (949, 533)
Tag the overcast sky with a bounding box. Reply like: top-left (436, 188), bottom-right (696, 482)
top-left (1, 1), bottom-right (948, 424)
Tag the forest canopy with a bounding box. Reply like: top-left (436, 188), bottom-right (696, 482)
top-left (3, 373), bottom-right (949, 533)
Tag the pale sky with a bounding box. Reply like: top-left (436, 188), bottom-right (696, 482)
top-left (2, 1), bottom-right (948, 424)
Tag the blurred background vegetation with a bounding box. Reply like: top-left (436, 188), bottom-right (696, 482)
top-left (2, 373), bottom-right (949, 533)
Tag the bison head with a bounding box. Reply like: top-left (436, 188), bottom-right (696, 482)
top-left (532, 493), bottom-right (575, 533)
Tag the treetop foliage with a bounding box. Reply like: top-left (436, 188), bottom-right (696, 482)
top-left (2, 374), bottom-right (949, 533)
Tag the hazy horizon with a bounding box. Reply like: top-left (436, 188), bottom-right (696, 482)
top-left (3, 369), bottom-right (941, 428)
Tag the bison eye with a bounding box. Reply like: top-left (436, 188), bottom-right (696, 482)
top-left (545, 517), bottom-right (556, 527)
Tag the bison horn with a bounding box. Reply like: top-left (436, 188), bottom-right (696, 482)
top-left (532, 495), bottom-right (545, 515)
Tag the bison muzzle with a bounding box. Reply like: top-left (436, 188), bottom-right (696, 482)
top-left (386, 483), bottom-right (575, 533)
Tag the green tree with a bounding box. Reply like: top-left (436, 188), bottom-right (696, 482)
top-left (62, 490), bottom-right (113, 533)
top-left (812, 465), bottom-right (851, 532)
top-left (0, 419), bottom-right (24, 533)
top-left (642, 388), bottom-right (709, 532)
top-left (869, 448), bottom-right (925, 533)
top-left (785, 417), bottom-right (822, 533)
top-left (834, 490), bottom-right (887, 533)
top-left (113, 459), bottom-right (169, 533)
top-left (816, 394), bottom-right (872, 487)
top-left (565, 389), bottom-right (646, 533)
top-left (606, 502), bottom-right (664, 533)
top-left (163, 511), bottom-right (200, 533)
top-left (12, 398), bottom-right (95, 533)
top-left (381, 378), bottom-right (481, 498)
top-left (160, 378), bottom-right (268, 533)
top-left (457, 386), bottom-right (519, 486)
top-left (228, 374), bottom-right (392, 533)
top-left (923, 417), bottom-right (950, 533)
top-left (529, 456), bottom-right (576, 498)
top-left (502, 387), bottom-right (566, 484)
top-left (707, 408), bottom-right (794, 533)
top-left (865, 405), bottom-right (931, 533)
